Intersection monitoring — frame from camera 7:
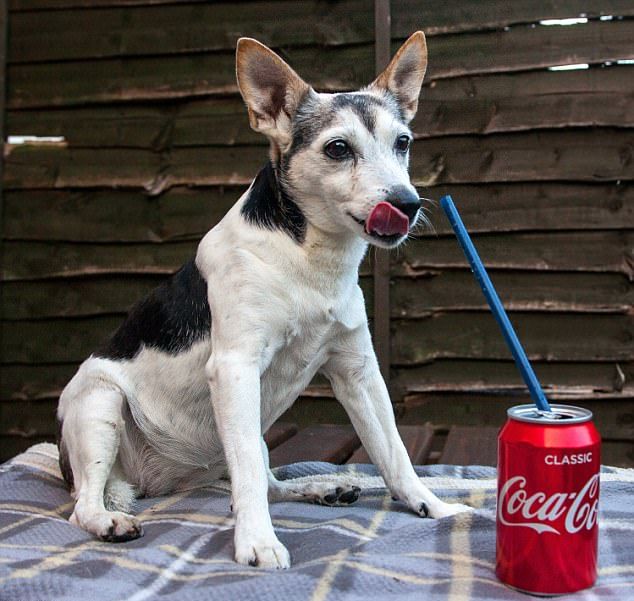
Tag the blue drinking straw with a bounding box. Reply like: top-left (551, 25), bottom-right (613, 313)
top-left (440, 195), bottom-right (552, 413)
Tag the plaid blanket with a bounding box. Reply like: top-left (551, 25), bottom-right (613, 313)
top-left (0, 444), bottom-right (632, 600)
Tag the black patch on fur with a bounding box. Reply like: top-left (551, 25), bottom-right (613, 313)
top-left (289, 92), bottom-right (403, 156)
top-left (240, 162), bottom-right (306, 244)
top-left (331, 93), bottom-right (382, 134)
top-left (56, 417), bottom-right (74, 489)
top-left (95, 259), bottom-right (211, 360)
top-left (289, 92), bottom-right (328, 153)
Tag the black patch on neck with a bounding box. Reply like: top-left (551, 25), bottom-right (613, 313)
top-left (95, 259), bottom-right (211, 360)
top-left (241, 162), bottom-right (306, 244)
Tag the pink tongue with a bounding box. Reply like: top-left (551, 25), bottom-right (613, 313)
top-left (365, 202), bottom-right (410, 237)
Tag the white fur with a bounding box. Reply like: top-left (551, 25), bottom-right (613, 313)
top-left (58, 33), bottom-right (470, 569)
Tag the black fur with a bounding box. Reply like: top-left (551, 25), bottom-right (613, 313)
top-left (95, 259), bottom-right (211, 360)
top-left (289, 93), bottom-right (330, 153)
top-left (330, 93), bottom-right (382, 134)
top-left (57, 417), bottom-right (74, 488)
top-left (240, 162), bottom-right (306, 244)
top-left (289, 92), bottom-right (403, 156)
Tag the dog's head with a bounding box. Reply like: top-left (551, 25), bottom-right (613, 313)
top-left (236, 32), bottom-right (427, 248)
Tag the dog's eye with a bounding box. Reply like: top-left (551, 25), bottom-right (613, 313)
top-left (324, 139), bottom-right (352, 160)
top-left (395, 135), bottom-right (411, 153)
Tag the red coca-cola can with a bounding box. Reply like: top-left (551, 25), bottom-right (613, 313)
top-left (496, 404), bottom-right (600, 595)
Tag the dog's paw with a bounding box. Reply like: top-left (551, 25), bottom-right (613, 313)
top-left (71, 509), bottom-right (143, 542)
top-left (314, 485), bottom-right (361, 506)
top-left (235, 536), bottom-right (291, 569)
top-left (426, 501), bottom-right (473, 519)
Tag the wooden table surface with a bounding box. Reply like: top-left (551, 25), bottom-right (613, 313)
top-left (264, 422), bottom-right (500, 468)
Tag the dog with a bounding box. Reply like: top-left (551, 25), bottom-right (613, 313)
top-left (56, 31), bottom-right (470, 569)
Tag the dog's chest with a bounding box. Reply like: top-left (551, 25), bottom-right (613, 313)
top-left (259, 304), bottom-right (340, 425)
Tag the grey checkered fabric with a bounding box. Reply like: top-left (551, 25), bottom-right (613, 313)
top-left (0, 443), bottom-right (632, 600)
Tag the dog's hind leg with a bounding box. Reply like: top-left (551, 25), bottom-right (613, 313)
top-left (62, 387), bottom-right (143, 542)
top-left (261, 439), bottom-right (361, 506)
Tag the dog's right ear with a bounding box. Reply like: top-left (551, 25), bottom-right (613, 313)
top-left (370, 31), bottom-right (427, 123)
top-left (236, 38), bottom-right (310, 147)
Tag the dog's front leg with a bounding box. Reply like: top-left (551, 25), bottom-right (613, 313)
top-left (323, 328), bottom-right (471, 519)
top-left (206, 351), bottom-right (290, 569)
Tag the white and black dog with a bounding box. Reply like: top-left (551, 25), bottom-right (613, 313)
top-left (56, 31), bottom-right (470, 569)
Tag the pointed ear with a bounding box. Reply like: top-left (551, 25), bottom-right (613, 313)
top-left (370, 31), bottom-right (427, 123)
top-left (236, 38), bottom-right (311, 146)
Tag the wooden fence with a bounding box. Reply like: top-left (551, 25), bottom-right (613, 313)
top-left (1, 1), bottom-right (633, 464)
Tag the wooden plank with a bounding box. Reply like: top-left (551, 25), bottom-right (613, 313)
top-left (393, 231), bottom-right (634, 277)
top-left (280, 391), bottom-right (350, 430)
top-left (0, 436), bottom-right (50, 463)
top-left (9, 68), bottom-right (634, 150)
top-left (5, 129), bottom-right (632, 190)
top-left (9, 2), bottom-right (376, 62)
top-left (601, 440), bottom-right (634, 468)
top-left (439, 425), bottom-right (499, 466)
top-left (0, 240), bottom-right (371, 280)
top-left (2, 276), bottom-right (160, 319)
top-left (2, 187), bottom-right (241, 242)
top-left (9, 0), bottom-right (212, 7)
top-left (347, 424), bottom-right (434, 465)
top-left (263, 422), bottom-right (298, 451)
top-left (391, 313), bottom-right (633, 365)
top-left (7, 99), bottom-right (262, 149)
top-left (2, 312), bottom-right (631, 365)
top-left (3, 145), bottom-right (269, 190)
top-left (9, 2), bottom-right (634, 62)
top-left (268, 424), bottom-right (360, 467)
top-left (394, 361), bottom-right (634, 400)
top-left (0, 363), bottom-right (79, 401)
top-left (6, 46), bottom-right (372, 109)
top-left (9, 0), bottom-right (634, 35)
top-left (401, 394), bottom-right (634, 441)
top-left (393, 1), bottom-right (634, 36)
top-left (2, 240), bottom-right (198, 280)
top-left (420, 183), bottom-right (633, 236)
top-left (0, 0), bottom-right (6, 291)
top-left (422, 19), bottom-right (634, 81)
top-left (413, 66), bottom-right (634, 137)
top-left (7, 20), bottom-right (634, 108)
top-left (1, 316), bottom-right (124, 363)
top-left (408, 129), bottom-right (634, 187)
top-left (3, 183), bottom-right (630, 243)
top-left (389, 271), bottom-right (633, 316)
top-left (0, 398), bottom-right (57, 437)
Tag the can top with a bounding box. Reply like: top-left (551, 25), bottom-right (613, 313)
top-left (508, 403), bottom-right (593, 425)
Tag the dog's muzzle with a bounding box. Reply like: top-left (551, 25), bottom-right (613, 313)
top-left (365, 186), bottom-right (421, 237)
top-left (365, 202), bottom-right (409, 237)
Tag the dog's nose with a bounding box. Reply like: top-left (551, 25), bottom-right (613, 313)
top-left (385, 186), bottom-right (421, 222)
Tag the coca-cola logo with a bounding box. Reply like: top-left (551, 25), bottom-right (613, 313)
top-left (497, 474), bottom-right (599, 535)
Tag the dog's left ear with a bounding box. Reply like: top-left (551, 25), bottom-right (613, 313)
top-left (236, 38), bottom-right (311, 146)
top-left (370, 31), bottom-right (427, 123)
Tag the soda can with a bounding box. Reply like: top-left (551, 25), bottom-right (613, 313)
top-left (496, 404), bottom-right (601, 595)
